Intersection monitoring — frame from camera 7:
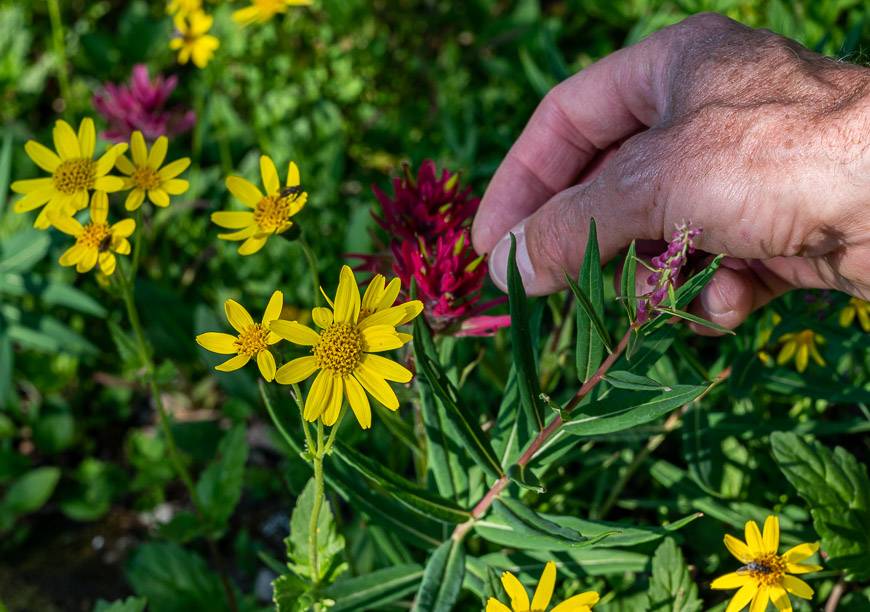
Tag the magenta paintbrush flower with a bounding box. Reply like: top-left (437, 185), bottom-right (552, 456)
top-left (93, 64), bottom-right (196, 142)
top-left (637, 222), bottom-right (702, 323)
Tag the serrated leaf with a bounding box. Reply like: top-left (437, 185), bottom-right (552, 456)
top-left (563, 385), bottom-right (707, 437)
top-left (326, 564), bottom-right (424, 611)
top-left (332, 441), bottom-right (471, 524)
top-left (287, 477), bottom-right (347, 583)
top-left (273, 572), bottom-right (313, 612)
top-left (507, 234), bottom-right (544, 430)
top-left (576, 218), bottom-right (605, 382)
top-left (413, 317), bottom-right (503, 481)
top-left (604, 370), bottom-right (669, 391)
top-left (648, 538), bottom-right (703, 612)
top-left (621, 241), bottom-right (638, 319)
top-left (413, 539), bottom-right (465, 612)
top-left (492, 498), bottom-right (609, 546)
top-left (771, 432), bottom-right (870, 580)
top-left (195, 424), bottom-right (248, 535)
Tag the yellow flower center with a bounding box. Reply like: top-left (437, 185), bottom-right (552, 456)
top-left (235, 323), bottom-right (270, 357)
top-left (313, 323), bottom-right (363, 376)
top-left (796, 330), bottom-right (816, 347)
top-left (132, 166), bottom-right (162, 190)
top-left (744, 554), bottom-right (786, 586)
top-left (77, 223), bottom-right (112, 252)
top-left (53, 158), bottom-right (96, 194)
top-left (254, 194), bottom-right (295, 233)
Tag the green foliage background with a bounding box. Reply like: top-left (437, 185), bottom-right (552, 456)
top-left (1, 0), bottom-right (869, 611)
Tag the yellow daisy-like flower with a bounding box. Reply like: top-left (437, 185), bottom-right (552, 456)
top-left (839, 297), bottom-right (870, 332)
top-left (11, 118), bottom-right (127, 229)
top-left (196, 291), bottom-right (284, 381)
top-left (53, 191), bottom-right (136, 276)
top-left (170, 10), bottom-right (219, 69)
top-left (712, 515), bottom-right (821, 612)
top-left (487, 561), bottom-right (600, 612)
top-left (776, 330), bottom-right (825, 373)
top-left (212, 155), bottom-right (308, 256)
top-left (115, 132), bottom-right (191, 211)
top-left (271, 266), bottom-right (422, 429)
top-left (167, 0), bottom-right (201, 16)
top-left (232, 0), bottom-right (312, 26)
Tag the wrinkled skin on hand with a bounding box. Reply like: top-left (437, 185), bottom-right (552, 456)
top-left (473, 13), bottom-right (870, 334)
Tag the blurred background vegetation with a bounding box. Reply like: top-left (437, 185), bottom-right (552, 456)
top-left (1, 0), bottom-right (868, 610)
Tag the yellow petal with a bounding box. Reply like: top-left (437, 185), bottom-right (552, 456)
top-left (90, 190), bottom-right (109, 224)
top-left (750, 586), bottom-right (769, 612)
top-left (777, 341), bottom-right (796, 365)
top-left (786, 563), bottom-right (822, 574)
top-left (148, 136), bottom-right (168, 168)
top-left (377, 278), bottom-right (402, 310)
top-left (333, 265), bottom-right (361, 325)
top-left (95, 143), bottom-right (128, 176)
top-left (357, 304), bottom-right (411, 330)
top-left (398, 300), bottom-right (424, 324)
top-left (13, 187), bottom-right (54, 213)
top-left (304, 370), bottom-right (332, 422)
top-left (149, 188), bottom-right (170, 207)
top-left (530, 561), bottom-right (556, 611)
top-left (164, 178), bottom-right (189, 195)
top-left (98, 252), bottom-right (117, 276)
top-left (158, 157), bottom-right (191, 180)
top-left (551, 592), bottom-right (600, 612)
top-left (116, 154), bottom-right (135, 175)
top-left (238, 235), bottom-right (268, 255)
top-left (344, 375), bottom-right (371, 429)
top-left (131, 131), bottom-right (148, 166)
top-left (196, 332), bottom-right (239, 354)
top-left (52, 214), bottom-right (84, 237)
top-left (24, 140), bottom-right (61, 172)
top-left (360, 325), bottom-right (405, 352)
top-left (112, 237), bottom-right (132, 255)
top-left (354, 358), bottom-right (399, 410)
top-left (212, 211), bottom-right (255, 229)
top-left (726, 582), bottom-right (758, 612)
top-left (10, 177), bottom-right (52, 194)
top-left (257, 350), bottom-right (276, 382)
top-left (762, 515), bottom-right (780, 555)
top-left (286, 161), bottom-right (300, 187)
top-left (270, 320), bottom-right (320, 345)
top-left (711, 572), bottom-right (752, 590)
top-left (53, 119), bottom-right (81, 159)
top-left (125, 189), bottom-right (146, 211)
top-left (77, 248), bottom-right (98, 273)
top-left (59, 244), bottom-right (84, 266)
top-left (218, 226), bottom-right (258, 241)
top-left (262, 291), bottom-right (284, 326)
top-left (769, 586), bottom-right (792, 612)
top-left (485, 599), bottom-right (511, 612)
top-left (275, 356), bottom-right (319, 385)
top-left (312, 307), bottom-right (333, 329)
top-left (744, 520), bottom-right (764, 556)
top-left (322, 374), bottom-right (343, 426)
top-left (111, 218), bottom-right (137, 238)
top-left (781, 575), bottom-right (813, 600)
top-left (500, 571), bottom-right (530, 612)
top-left (260, 155), bottom-right (280, 194)
top-left (795, 343), bottom-right (809, 372)
top-left (362, 353), bottom-right (412, 383)
top-left (78, 118), bottom-right (95, 158)
top-left (225, 299), bottom-right (255, 333)
top-left (216, 353), bottom-right (251, 372)
top-left (226, 175), bottom-right (263, 207)
top-left (94, 175), bottom-right (126, 192)
top-left (724, 534), bottom-right (753, 564)
top-left (361, 275), bottom-right (386, 313)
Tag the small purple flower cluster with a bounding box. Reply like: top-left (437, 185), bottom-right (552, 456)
top-left (637, 222), bottom-right (702, 323)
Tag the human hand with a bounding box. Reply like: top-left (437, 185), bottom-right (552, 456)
top-left (472, 13), bottom-right (870, 333)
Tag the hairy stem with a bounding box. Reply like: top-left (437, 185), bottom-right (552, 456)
top-left (309, 421), bottom-right (326, 584)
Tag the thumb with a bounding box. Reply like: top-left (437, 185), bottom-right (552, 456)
top-left (487, 141), bottom-right (658, 295)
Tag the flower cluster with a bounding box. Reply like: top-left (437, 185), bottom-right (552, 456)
top-left (636, 222), bottom-right (702, 323)
top-left (367, 160), bottom-right (509, 336)
top-left (196, 266), bottom-right (422, 429)
top-left (93, 64), bottom-right (195, 143)
top-left (11, 118), bottom-right (190, 276)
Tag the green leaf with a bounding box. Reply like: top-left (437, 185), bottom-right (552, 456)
top-left (507, 233), bottom-right (544, 430)
top-left (575, 218), bottom-right (605, 382)
top-left (644, 256), bottom-right (723, 334)
top-left (653, 307), bottom-right (735, 335)
top-left (195, 424), bottom-right (249, 534)
top-left (419, 379), bottom-right (469, 503)
top-left (620, 241), bottom-right (638, 319)
top-left (0, 230), bottom-right (49, 274)
top-left (326, 564), bottom-right (424, 611)
top-left (648, 538), bottom-right (703, 612)
top-left (565, 272), bottom-right (612, 355)
top-left (332, 441), bottom-right (470, 524)
top-left (126, 542), bottom-right (233, 612)
top-left (273, 573), bottom-right (311, 612)
top-left (413, 317), bottom-right (503, 481)
top-left (771, 432), bottom-right (870, 580)
top-left (287, 477), bottom-right (347, 583)
top-left (481, 565), bottom-right (508, 607)
top-left (492, 498), bottom-right (610, 546)
top-left (604, 370), bottom-right (669, 391)
top-left (507, 464), bottom-right (545, 494)
top-left (41, 282), bottom-right (108, 317)
top-left (93, 597), bottom-right (147, 612)
top-left (108, 320), bottom-right (142, 367)
top-left (0, 466), bottom-right (60, 531)
top-left (413, 539), bottom-right (466, 612)
top-left (563, 385), bottom-right (707, 437)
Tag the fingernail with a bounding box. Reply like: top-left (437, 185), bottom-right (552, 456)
top-left (700, 282), bottom-right (733, 317)
top-left (489, 222), bottom-right (535, 293)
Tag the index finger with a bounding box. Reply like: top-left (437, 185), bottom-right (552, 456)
top-left (471, 35), bottom-right (667, 254)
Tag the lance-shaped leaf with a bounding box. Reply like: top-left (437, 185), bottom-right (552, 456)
top-left (195, 424), bottom-right (249, 535)
top-left (620, 241), bottom-right (638, 319)
top-left (492, 498), bottom-right (615, 547)
top-left (648, 538), bottom-right (703, 612)
top-left (565, 272), bottom-right (612, 354)
top-left (575, 218), bottom-right (606, 382)
top-left (332, 441), bottom-right (471, 524)
top-left (413, 317), bottom-right (503, 480)
top-left (771, 432), bottom-right (870, 580)
top-left (604, 370), bottom-right (670, 391)
top-left (507, 234), bottom-right (544, 430)
top-left (326, 563), bottom-right (424, 611)
top-left (562, 385), bottom-right (707, 437)
top-left (413, 539), bottom-right (466, 612)
top-left (654, 306), bottom-right (735, 335)
top-left (419, 380), bottom-right (470, 504)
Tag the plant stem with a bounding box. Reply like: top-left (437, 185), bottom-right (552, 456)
top-left (298, 235), bottom-right (321, 305)
top-left (292, 383), bottom-right (316, 454)
top-left (451, 328), bottom-right (633, 542)
top-left (825, 579), bottom-right (847, 612)
top-left (46, 0), bottom-right (72, 116)
top-left (309, 420), bottom-right (325, 584)
top-left (131, 207), bottom-right (144, 278)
